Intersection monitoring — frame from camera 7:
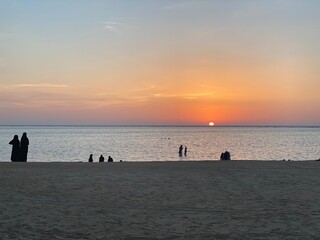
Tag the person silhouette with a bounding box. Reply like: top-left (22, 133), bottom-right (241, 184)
top-left (184, 146), bottom-right (187, 156)
top-left (88, 154), bottom-right (93, 162)
top-left (108, 156), bottom-right (113, 162)
top-left (9, 135), bottom-right (20, 162)
top-left (179, 145), bottom-right (183, 156)
top-left (99, 155), bottom-right (105, 162)
top-left (20, 132), bottom-right (29, 162)
top-left (224, 151), bottom-right (231, 160)
top-left (220, 151), bottom-right (231, 160)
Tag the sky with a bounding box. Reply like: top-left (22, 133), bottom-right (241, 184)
top-left (1, 0), bottom-right (320, 125)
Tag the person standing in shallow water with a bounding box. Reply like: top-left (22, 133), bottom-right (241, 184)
top-left (9, 135), bottom-right (20, 162)
top-left (20, 132), bottom-right (29, 162)
top-left (179, 145), bottom-right (183, 156)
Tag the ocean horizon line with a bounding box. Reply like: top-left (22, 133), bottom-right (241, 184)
top-left (0, 124), bottom-right (319, 128)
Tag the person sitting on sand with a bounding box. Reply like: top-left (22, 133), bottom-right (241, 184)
top-left (108, 156), bottom-right (113, 162)
top-left (9, 135), bottom-right (20, 162)
top-left (220, 151), bottom-right (231, 160)
top-left (224, 151), bottom-right (231, 160)
top-left (99, 155), bottom-right (105, 162)
top-left (88, 154), bottom-right (93, 162)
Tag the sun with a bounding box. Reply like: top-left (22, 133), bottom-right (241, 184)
top-left (209, 122), bottom-right (215, 127)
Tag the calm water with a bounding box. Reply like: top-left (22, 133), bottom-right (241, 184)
top-left (0, 126), bottom-right (319, 162)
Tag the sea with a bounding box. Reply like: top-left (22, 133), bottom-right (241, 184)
top-left (1, 126), bottom-right (319, 162)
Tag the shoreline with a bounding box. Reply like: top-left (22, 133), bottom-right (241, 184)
top-left (1, 159), bottom-right (318, 163)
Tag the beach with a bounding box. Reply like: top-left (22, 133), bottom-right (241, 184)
top-left (0, 161), bottom-right (319, 239)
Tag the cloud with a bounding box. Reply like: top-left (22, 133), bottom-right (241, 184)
top-left (183, 92), bottom-right (222, 100)
top-left (152, 91), bottom-right (221, 100)
top-left (104, 24), bottom-right (119, 33)
top-left (129, 85), bottom-right (157, 92)
top-left (0, 82), bottom-right (223, 112)
top-left (9, 84), bottom-right (69, 88)
top-left (165, 1), bottom-right (196, 10)
top-left (102, 19), bottom-right (132, 33)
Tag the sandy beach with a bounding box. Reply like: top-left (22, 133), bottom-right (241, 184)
top-left (0, 161), bottom-right (319, 239)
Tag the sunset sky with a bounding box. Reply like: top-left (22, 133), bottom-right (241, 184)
top-left (1, 0), bottom-right (320, 125)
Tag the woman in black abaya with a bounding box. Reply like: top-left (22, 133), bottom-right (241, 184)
top-left (20, 132), bottom-right (29, 162)
top-left (9, 135), bottom-right (20, 162)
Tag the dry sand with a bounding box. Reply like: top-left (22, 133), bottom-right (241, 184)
top-left (0, 161), bottom-right (319, 239)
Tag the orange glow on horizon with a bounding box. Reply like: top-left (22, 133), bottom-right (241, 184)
top-left (1, 1), bottom-right (320, 125)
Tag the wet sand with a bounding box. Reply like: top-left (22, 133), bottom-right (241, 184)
top-left (0, 161), bottom-right (319, 239)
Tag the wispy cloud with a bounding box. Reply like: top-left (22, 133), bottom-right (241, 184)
top-left (10, 84), bottom-right (69, 88)
top-left (152, 91), bottom-right (221, 100)
top-left (165, 1), bottom-right (196, 10)
top-left (0, 82), bottom-right (223, 111)
top-left (0, 83), bottom-right (71, 108)
top-left (183, 92), bottom-right (222, 100)
top-left (129, 85), bottom-right (157, 92)
top-left (102, 19), bottom-right (132, 33)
